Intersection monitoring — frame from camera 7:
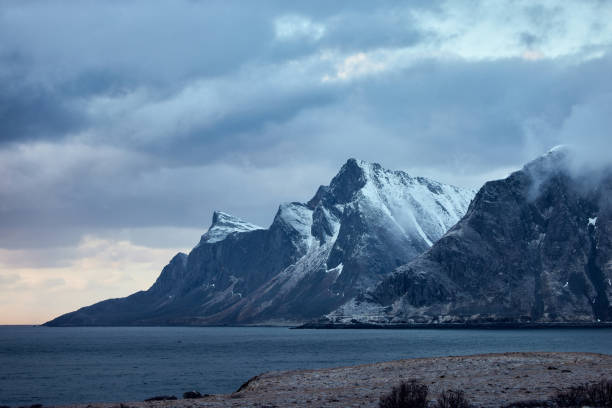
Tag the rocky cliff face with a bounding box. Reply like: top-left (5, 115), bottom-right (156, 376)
top-left (45, 159), bottom-right (473, 326)
top-left (328, 148), bottom-right (612, 324)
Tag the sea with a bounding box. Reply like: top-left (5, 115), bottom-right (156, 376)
top-left (1, 326), bottom-right (611, 406)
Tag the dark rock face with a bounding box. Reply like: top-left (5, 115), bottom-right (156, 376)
top-left (330, 148), bottom-right (612, 324)
top-left (45, 159), bottom-right (472, 326)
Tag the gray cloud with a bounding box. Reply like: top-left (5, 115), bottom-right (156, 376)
top-left (1, 0), bottom-right (612, 252)
top-left (0, 55), bottom-right (84, 143)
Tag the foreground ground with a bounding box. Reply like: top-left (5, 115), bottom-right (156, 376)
top-left (63, 352), bottom-right (611, 408)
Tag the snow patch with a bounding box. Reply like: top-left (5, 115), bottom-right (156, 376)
top-left (326, 263), bottom-right (343, 275)
top-left (326, 298), bottom-right (388, 323)
top-left (201, 211), bottom-right (263, 244)
top-left (276, 203), bottom-right (313, 237)
top-left (352, 160), bottom-right (474, 249)
top-left (548, 145), bottom-right (568, 154)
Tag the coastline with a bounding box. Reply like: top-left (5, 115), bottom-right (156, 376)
top-left (294, 321), bottom-right (612, 329)
top-left (34, 320), bottom-right (612, 329)
top-left (53, 352), bottom-right (611, 408)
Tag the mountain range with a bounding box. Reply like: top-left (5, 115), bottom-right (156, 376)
top-left (46, 159), bottom-right (473, 326)
top-left (327, 147), bottom-right (612, 325)
top-left (47, 148), bottom-right (612, 326)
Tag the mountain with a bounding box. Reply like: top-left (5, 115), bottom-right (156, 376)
top-left (327, 147), bottom-right (612, 325)
top-left (45, 159), bottom-right (474, 326)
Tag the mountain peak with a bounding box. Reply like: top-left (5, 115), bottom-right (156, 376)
top-left (324, 158), bottom-right (370, 204)
top-left (343, 157), bottom-right (385, 173)
top-left (547, 144), bottom-right (569, 155)
top-left (517, 145), bottom-right (574, 185)
top-left (211, 210), bottom-right (240, 225)
top-left (308, 158), bottom-right (464, 209)
top-left (306, 159), bottom-right (369, 207)
top-left (525, 145), bottom-right (571, 168)
top-left (340, 158), bottom-right (414, 183)
top-left (201, 211), bottom-right (263, 244)
top-left (340, 157), bottom-right (370, 175)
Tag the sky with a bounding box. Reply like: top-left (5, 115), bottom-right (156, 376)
top-left (1, 0), bottom-right (611, 324)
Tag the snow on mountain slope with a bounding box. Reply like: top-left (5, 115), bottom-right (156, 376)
top-left (200, 211), bottom-right (263, 244)
top-left (326, 148), bottom-right (612, 325)
top-left (213, 159), bottom-right (476, 322)
top-left (352, 160), bottom-right (473, 248)
top-left (45, 158), bottom-right (475, 326)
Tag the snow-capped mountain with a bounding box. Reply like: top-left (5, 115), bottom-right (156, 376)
top-left (327, 148), bottom-right (612, 325)
top-left (200, 211), bottom-right (263, 244)
top-left (45, 159), bottom-right (474, 326)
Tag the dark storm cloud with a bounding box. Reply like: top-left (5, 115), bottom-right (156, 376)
top-left (1, 0), bottom-right (611, 252)
top-left (0, 1), bottom-right (429, 147)
top-left (0, 1), bottom-right (276, 145)
top-left (0, 53), bottom-right (84, 143)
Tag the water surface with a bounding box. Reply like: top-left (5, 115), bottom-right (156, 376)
top-left (1, 326), bottom-right (611, 406)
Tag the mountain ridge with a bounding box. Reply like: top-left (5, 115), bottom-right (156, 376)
top-left (325, 147), bottom-right (612, 325)
top-left (45, 158), bottom-right (474, 326)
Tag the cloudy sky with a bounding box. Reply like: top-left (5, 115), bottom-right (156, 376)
top-left (1, 0), bottom-right (611, 324)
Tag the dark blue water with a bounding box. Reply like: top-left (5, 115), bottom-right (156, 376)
top-left (1, 326), bottom-right (611, 406)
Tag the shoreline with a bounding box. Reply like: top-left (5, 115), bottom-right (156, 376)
top-left (49, 352), bottom-right (611, 408)
top-left (294, 321), bottom-right (612, 329)
top-left (17, 321), bottom-right (612, 329)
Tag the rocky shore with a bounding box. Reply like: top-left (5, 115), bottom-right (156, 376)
top-left (53, 352), bottom-right (611, 408)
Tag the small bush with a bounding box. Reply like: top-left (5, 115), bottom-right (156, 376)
top-left (435, 390), bottom-right (473, 408)
top-left (379, 380), bottom-right (429, 408)
top-left (552, 379), bottom-right (612, 407)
